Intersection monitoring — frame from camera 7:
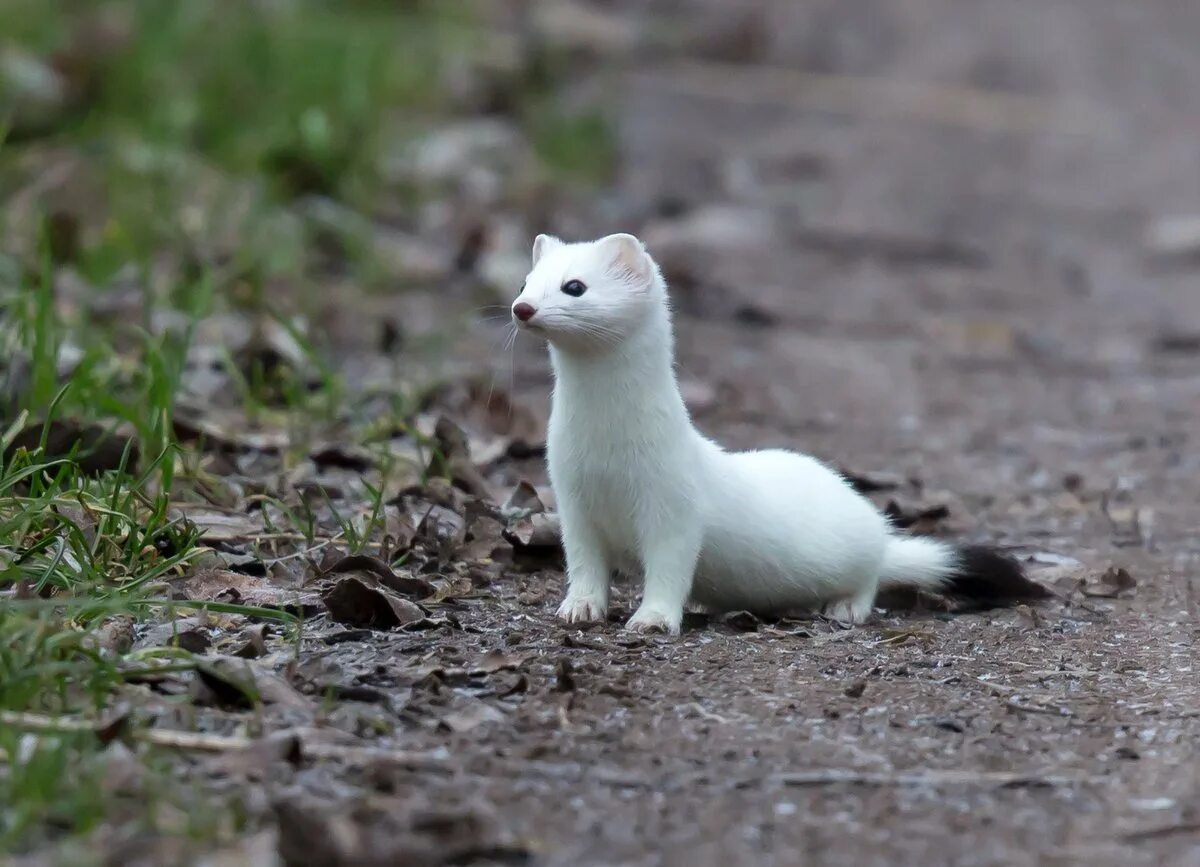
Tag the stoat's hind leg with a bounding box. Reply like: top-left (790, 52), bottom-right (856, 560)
top-left (822, 583), bottom-right (877, 626)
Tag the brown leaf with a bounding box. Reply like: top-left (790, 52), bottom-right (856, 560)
top-left (232, 624), bottom-right (271, 659)
top-left (194, 657), bottom-right (310, 712)
top-left (319, 554), bottom-right (434, 599)
top-left (426, 415), bottom-right (492, 498)
top-left (413, 503), bottom-right (468, 563)
top-left (839, 468), bottom-right (905, 494)
top-left (503, 512), bottom-right (562, 550)
top-left (719, 610), bottom-right (761, 632)
top-left (470, 649), bottom-right (528, 674)
top-left (844, 680), bottom-right (867, 698)
top-left (94, 616), bottom-right (135, 654)
top-left (193, 657), bottom-right (259, 710)
top-left (174, 568), bottom-right (322, 615)
top-left (309, 442), bottom-right (376, 473)
top-left (427, 572), bottom-right (476, 603)
top-left (884, 500), bottom-right (950, 533)
top-left (500, 480), bottom-right (546, 520)
top-left (437, 697), bottom-right (506, 733)
top-left (322, 575), bottom-right (429, 629)
top-left (170, 506), bottom-right (264, 542)
top-left (1082, 566), bottom-right (1137, 599)
top-left (173, 406), bottom-right (289, 453)
top-left (555, 658), bottom-right (576, 693)
top-left (457, 514), bottom-right (506, 564)
top-left (5, 419), bottom-right (138, 475)
top-left (171, 628), bottom-right (212, 655)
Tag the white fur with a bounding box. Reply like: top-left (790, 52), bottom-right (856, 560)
top-left (513, 233), bottom-right (960, 634)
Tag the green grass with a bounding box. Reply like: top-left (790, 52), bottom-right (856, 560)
top-left (0, 0), bottom-right (618, 856)
top-left (1, 0), bottom-right (475, 200)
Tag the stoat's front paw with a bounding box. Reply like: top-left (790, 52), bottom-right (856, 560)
top-left (625, 606), bottom-right (682, 636)
top-left (557, 595), bottom-right (607, 625)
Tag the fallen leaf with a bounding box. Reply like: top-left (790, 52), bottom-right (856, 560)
top-left (471, 649), bottom-right (528, 674)
top-left (170, 506), bottom-right (264, 542)
top-left (427, 572), bottom-right (476, 603)
top-left (719, 610), bottom-right (761, 632)
top-left (1082, 566), bottom-right (1137, 599)
top-left (503, 512), bottom-right (562, 550)
top-left (171, 628), bottom-right (212, 655)
top-left (322, 575), bottom-right (429, 629)
top-left (437, 697), bottom-right (506, 733)
top-left (555, 658), bottom-right (576, 693)
top-left (94, 616), bottom-right (135, 654)
top-left (884, 500), bottom-right (950, 533)
top-left (232, 624), bottom-right (271, 659)
top-left (194, 657), bottom-right (310, 711)
top-left (500, 480), bottom-right (546, 521)
top-left (413, 503), bottom-right (469, 563)
top-left (193, 657), bottom-right (260, 709)
top-left (309, 442), bottom-right (376, 473)
top-left (427, 415), bottom-right (492, 498)
top-left (319, 554), bottom-right (434, 599)
top-left (839, 468), bottom-right (905, 494)
top-left (174, 568), bottom-right (322, 614)
top-left (173, 406), bottom-right (290, 453)
top-left (5, 419), bottom-right (138, 474)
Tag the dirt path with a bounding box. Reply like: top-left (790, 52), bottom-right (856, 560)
top-left (422, 2), bottom-right (1200, 864)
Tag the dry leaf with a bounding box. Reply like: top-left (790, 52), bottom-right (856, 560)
top-left (1082, 566), bottom-right (1137, 599)
top-left (174, 568), bottom-right (322, 614)
top-left (320, 553), bottom-right (434, 599)
top-left (503, 512), bottom-right (562, 550)
top-left (437, 697), bottom-right (506, 732)
top-left (884, 500), bottom-right (950, 533)
top-left (322, 575), bottom-right (430, 629)
top-left (5, 418), bottom-right (138, 474)
top-left (500, 480), bottom-right (546, 521)
top-left (719, 610), bottom-right (761, 632)
top-left (470, 650), bottom-right (528, 674)
top-left (171, 506), bottom-right (264, 542)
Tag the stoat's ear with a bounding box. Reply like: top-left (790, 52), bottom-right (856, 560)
top-left (532, 233), bottom-right (563, 266)
top-left (598, 233), bottom-right (651, 282)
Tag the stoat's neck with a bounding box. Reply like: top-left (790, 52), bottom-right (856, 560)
top-left (548, 301), bottom-right (692, 433)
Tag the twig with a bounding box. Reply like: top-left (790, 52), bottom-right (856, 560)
top-left (0, 711), bottom-right (446, 768)
top-left (1122, 822), bottom-right (1200, 842)
top-left (755, 769), bottom-right (1093, 788)
top-left (971, 676), bottom-right (1073, 716)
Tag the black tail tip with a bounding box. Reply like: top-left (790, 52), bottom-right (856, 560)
top-left (944, 545), bottom-right (1052, 607)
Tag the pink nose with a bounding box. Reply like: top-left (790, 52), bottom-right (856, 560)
top-left (513, 302), bottom-right (537, 322)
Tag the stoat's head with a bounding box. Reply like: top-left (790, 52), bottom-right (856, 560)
top-left (511, 233), bottom-right (661, 352)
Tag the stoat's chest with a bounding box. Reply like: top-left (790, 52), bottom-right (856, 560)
top-left (547, 402), bottom-right (701, 566)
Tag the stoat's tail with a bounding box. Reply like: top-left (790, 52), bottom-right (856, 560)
top-left (879, 536), bottom-right (1051, 606)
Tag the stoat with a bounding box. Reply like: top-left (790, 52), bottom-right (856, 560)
top-left (511, 233), bottom-right (1048, 634)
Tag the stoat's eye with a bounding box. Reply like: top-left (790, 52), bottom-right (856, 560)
top-left (561, 279), bottom-right (587, 297)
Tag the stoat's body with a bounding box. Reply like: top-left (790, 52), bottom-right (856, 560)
top-left (512, 233), bottom-right (1048, 634)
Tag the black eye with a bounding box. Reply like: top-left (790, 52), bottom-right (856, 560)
top-left (561, 279), bottom-right (587, 297)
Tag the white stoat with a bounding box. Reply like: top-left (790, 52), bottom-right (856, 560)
top-left (511, 233), bottom-right (1048, 634)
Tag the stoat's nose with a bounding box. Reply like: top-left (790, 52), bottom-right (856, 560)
top-left (512, 302), bottom-right (537, 322)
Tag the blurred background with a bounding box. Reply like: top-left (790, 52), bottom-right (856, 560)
top-left (3, 0), bottom-right (1199, 453)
